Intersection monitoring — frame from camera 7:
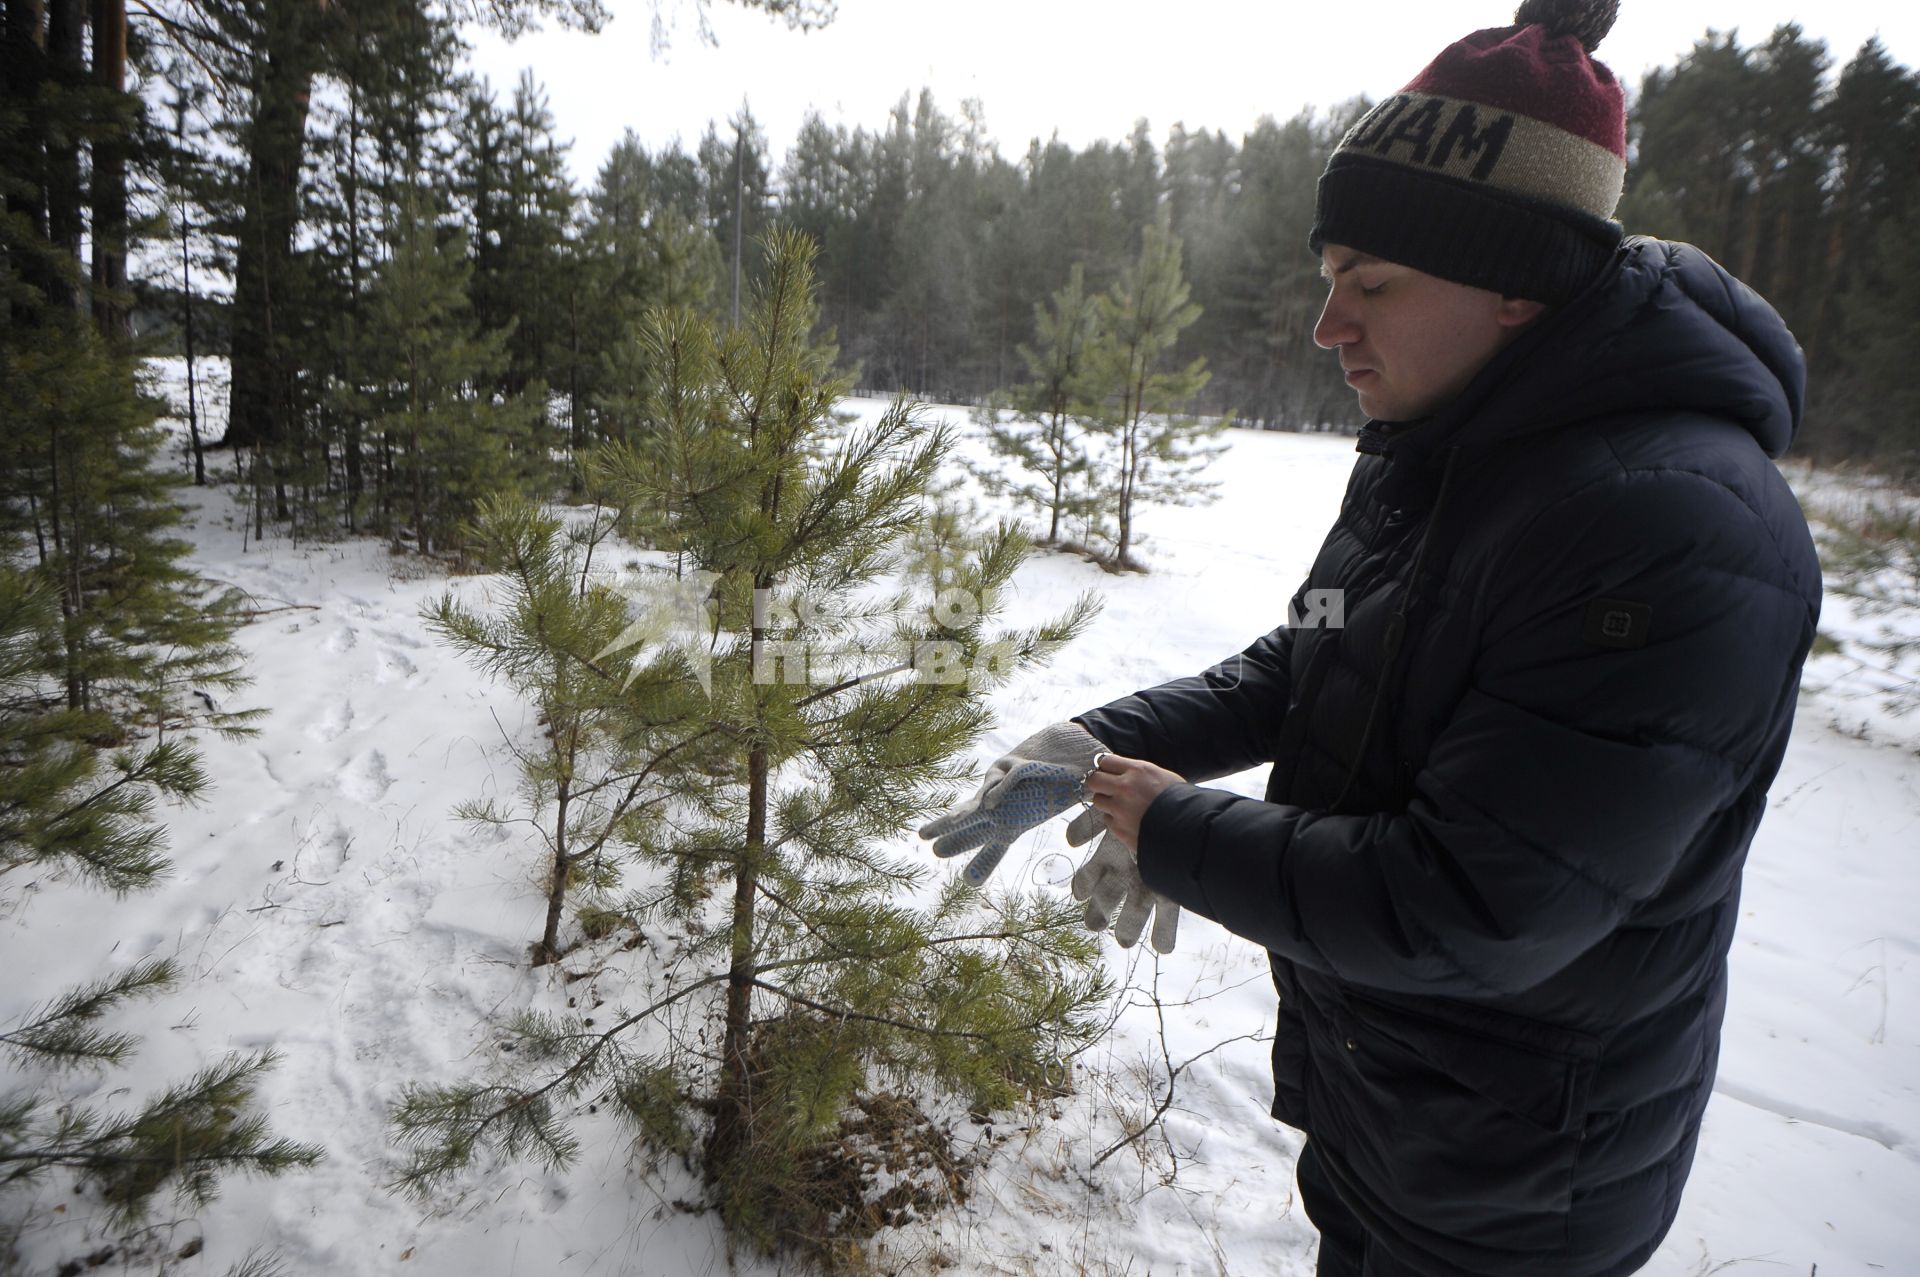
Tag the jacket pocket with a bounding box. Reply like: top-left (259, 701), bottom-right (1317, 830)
top-left (1316, 991), bottom-right (1601, 1258)
top-left (1350, 992), bottom-right (1600, 1132)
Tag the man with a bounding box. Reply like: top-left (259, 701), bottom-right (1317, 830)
top-left (920, 0), bottom-right (1823, 1274)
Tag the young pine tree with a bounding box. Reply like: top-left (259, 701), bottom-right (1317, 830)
top-left (0, 560), bottom-right (318, 1229)
top-left (0, 10), bottom-right (317, 1238)
top-left (303, 0), bottom-right (468, 534)
top-left (423, 494), bottom-right (714, 966)
top-left (1086, 219), bottom-right (1228, 571)
top-left (392, 230), bottom-right (1110, 1268)
top-left (460, 72), bottom-right (580, 409)
top-left (0, 314), bottom-right (255, 735)
top-left (970, 263), bottom-right (1102, 548)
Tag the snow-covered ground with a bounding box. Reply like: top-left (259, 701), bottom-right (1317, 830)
top-left (5, 382), bottom-right (1917, 1276)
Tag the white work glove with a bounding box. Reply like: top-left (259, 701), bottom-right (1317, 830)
top-left (1069, 830), bottom-right (1181, 955)
top-left (919, 722), bottom-right (1108, 886)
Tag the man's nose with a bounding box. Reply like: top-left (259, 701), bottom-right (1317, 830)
top-left (1313, 291), bottom-right (1357, 351)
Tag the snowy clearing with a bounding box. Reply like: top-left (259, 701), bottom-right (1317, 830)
top-left (4, 384), bottom-right (1917, 1276)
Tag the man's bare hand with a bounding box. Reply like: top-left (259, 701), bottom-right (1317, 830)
top-left (1084, 753), bottom-right (1184, 852)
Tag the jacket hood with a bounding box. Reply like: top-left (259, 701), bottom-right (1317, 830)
top-left (1372, 238), bottom-right (1806, 461)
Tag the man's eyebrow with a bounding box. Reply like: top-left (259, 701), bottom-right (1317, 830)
top-left (1319, 252), bottom-right (1382, 281)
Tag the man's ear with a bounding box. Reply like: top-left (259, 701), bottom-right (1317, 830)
top-left (1496, 296), bottom-right (1549, 329)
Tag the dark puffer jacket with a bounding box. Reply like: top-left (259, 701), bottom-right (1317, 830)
top-left (1076, 238), bottom-right (1822, 1277)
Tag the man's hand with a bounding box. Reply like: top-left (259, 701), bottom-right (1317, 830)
top-left (1083, 752), bottom-right (1183, 853)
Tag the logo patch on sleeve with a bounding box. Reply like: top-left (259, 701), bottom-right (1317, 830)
top-left (1583, 598), bottom-right (1652, 649)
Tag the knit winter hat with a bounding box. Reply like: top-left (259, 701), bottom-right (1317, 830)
top-left (1309, 0), bottom-right (1628, 304)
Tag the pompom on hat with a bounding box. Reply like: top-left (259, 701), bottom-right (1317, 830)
top-left (1309, 0), bottom-right (1628, 304)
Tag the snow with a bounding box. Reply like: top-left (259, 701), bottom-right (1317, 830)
top-left (4, 385), bottom-right (1917, 1276)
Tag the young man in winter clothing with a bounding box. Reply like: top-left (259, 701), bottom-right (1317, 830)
top-left (920, 0), bottom-right (1822, 1273)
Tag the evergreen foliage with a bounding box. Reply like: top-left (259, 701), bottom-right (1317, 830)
top-left (128, 0), bottom-right (809, 535)
top-left (0, 570), bottom-right (189, 894)
top-left (466, 72), bottom-right (580, 404)
top-left (969, 265), bottom-right (1102, 547)
top-left (354, 187), bottom-right (544, 557)
top-left (315, 0), bottom-right (473, 532)
top-left (586, 188), bottom-right (726, 449)
top-left (1625, 27), bottom-right (1920, 472)
top-left (2, 0), bottom-right (321, 1238)
top-left (423, 495), bottom-right (711, 965)
top-left (0, 412), bottom-right (309, 1277)
top-left (1840, 204), bottom-right (1920, 470)
top-left (1083, 220), bottom-right (1227, 571)
top-left (701, 107), bottom-right (775, 324)
top-left (198, 0), bottom-right (615, 456)
top-left (0, 1045), bottom-right (323, 1228)
top-left (393, 231), bottom-right (1111, 1269)
top-left (2, 318), bottom-right (254, 728)
top-left (117, 16), bottom-right (1920, 528)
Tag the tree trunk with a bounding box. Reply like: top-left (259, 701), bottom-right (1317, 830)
top-left (225, 1), bottom-right (325, 449)
top-left (43, 0), bottom-right (83, 314)
top-left (410, 420), bottom-right (426, 555)
top-left (45, 419), bottom-right (85, 711)
top-left (1805, 132), bottom-right (1863, 375)
top-left (568, 284), bottom-right (581, 461)
top-left (1047, 407), bottom-right (1066, 543)
top-left (1113, 367), bottom-right (1143, 569)
top-left (343, 87), bottom-right (364, 526)
top-left (182, 216), bottom-right (206, 484)
top-left (709, 612), bottom-right (770, 1179)
top-left (88, 0), bottom-right (127, 341)
top-left (3, 0), bottom-right (52, 315)
top-left (535, 772), bottom-right (571, 966)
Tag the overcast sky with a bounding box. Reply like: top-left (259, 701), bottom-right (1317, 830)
top-left (465, 0), bottom-right (1917, 186)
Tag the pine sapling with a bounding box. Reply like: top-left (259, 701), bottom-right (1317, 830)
top-left (391, 231), bottom-right (1114, 1269)
top-left (970, 264), bottom-right (1103, 548)
top-left (1084, 219), bottom-right (1229, 571)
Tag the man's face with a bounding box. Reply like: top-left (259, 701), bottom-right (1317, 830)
top-left (1313, 244), bottom-right (1543, 422)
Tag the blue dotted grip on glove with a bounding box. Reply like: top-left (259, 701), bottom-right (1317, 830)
top-left (924, 760), bottom-right (1089, 887)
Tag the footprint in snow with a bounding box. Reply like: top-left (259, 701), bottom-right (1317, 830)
top-left (375, 626), bottom-right (427, 650)
top-left (305, 697), bottom-right (355, 743)
top-left (339, 749), bottom-right (393, 803)
top-left (321, 625), bottom-right (359, 654)
top-left (374, 646), bottom-right (418, 685)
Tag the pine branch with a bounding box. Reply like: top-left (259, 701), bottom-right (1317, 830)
top-left (747, 977), bottom-right (1067, 1047)
top-left (387, 970), bottom-right (736, 1194)
top-left (1, 958), bottom-right (176, 1070)
top-left (0, 1051), bottom-right (321, 1223)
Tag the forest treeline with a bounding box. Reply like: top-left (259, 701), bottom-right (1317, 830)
top-left (135, 19), bottom-right (1920, 489)
top-left (11, 8), bottom-right (1918, 555)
